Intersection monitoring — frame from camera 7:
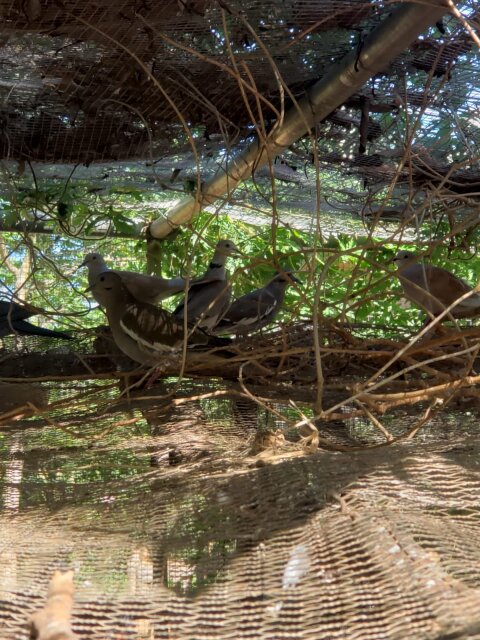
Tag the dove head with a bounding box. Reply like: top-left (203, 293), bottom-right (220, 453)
top-left (214, 239), bottom-right (241, 258)
top-left (273, 269), bottom-right (300, 285)
top-left (392, 250), bottom-right (418, 269)
top-left (87, 271), bottom-right (129, 303)
top-left (79, 252), bottom-right (108, 273)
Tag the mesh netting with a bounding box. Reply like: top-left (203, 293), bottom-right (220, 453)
top-left (0, 0), bottom-right (465, 162)
top-left (0, 0), bottom-right (477, 185)
top-left (2, 371), bottom-right (480, 639)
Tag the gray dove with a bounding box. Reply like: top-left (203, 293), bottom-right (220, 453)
top-left (214, 270), bottom-right (299, 335)
top-left (80, 252), bottom-right (186, 306)
top-left (173, 239), bottom-right (241, 330)
top-left (393, 250), bottom-right (480, 320)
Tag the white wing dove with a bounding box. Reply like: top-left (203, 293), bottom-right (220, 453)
top-left (80, 252), bottom-right (186, 307)
top-left (173, 239), bottom-right (241, 330)
top-left (393, 250), bottom-right (480, 320)
top-left (87, 271), bottom-right (229, 365)
top-left (214, 270), bottom-right (299, 335)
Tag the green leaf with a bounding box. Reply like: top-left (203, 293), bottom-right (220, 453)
top-left (111, 215), bottom-right (139, 234)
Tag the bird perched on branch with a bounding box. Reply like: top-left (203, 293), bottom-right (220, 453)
top-left (214, 270), bottom-right (300, 335)
top-left (0, 299), bottom-right (71, 339)
top-left (79, 252), bottom-right (186, 307)
top-left (87, 271), bottom-right (229, 365)
top-left (393, 250), bottom-right (480, 321)
top-left (173, 239), bottom-right (241, 330)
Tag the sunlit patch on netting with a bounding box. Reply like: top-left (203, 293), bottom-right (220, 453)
top-left (1, 373), bottom-right (480, 638)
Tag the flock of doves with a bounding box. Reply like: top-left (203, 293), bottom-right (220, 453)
top-left (81, 239), bottom-right (299, 365)
top-left (2, 243), bottom-right (480, 368)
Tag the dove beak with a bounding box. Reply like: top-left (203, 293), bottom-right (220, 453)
top-left (228, 244), bottom-right (243, 258)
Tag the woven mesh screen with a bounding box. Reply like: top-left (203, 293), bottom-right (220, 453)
top-left (0, 0), bottom-right (477, 170)
top-left (1, 351), bottom-right (480, 639)
top-left (0, 0), bottom-right (477, 239)
top-left (0, 0), bottom-right (386, 161)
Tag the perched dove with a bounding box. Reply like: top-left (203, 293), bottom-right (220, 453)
top-left (80, 252), bottom-right (186, 306)
top-left (87, 271), bottom-right (228, 365)
top-left (214, 270), bottom-right (300, 335)
top-left (0, 299), bottom-right (71, 339)
top-left (393, 250), bottom-right (480, 319)
top-left (173, 239), bottom-right (241, 330)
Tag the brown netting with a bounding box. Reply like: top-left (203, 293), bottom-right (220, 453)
top-left (2, 328), bottom-right (480, 638)
top-left (2, 372), bottom-right (480, 639)
top-left (0, 0), bottom-right (476, 167)
top-left (0, 0), bottom-right (477, 237)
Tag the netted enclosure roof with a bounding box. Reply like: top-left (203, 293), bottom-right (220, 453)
top-left (0, 0), bottom-right (476, 238)
top-left (0, 0), bottom-right (477, 167)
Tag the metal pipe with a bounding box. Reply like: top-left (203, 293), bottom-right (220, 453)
top-left (150, 0), bottom-right (448, 238)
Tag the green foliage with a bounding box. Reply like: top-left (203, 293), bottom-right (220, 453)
top-left (2, 185), bottom-right (480, 336)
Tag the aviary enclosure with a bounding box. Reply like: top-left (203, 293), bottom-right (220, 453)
top-left (0, 0), bottom-right (480, 638)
